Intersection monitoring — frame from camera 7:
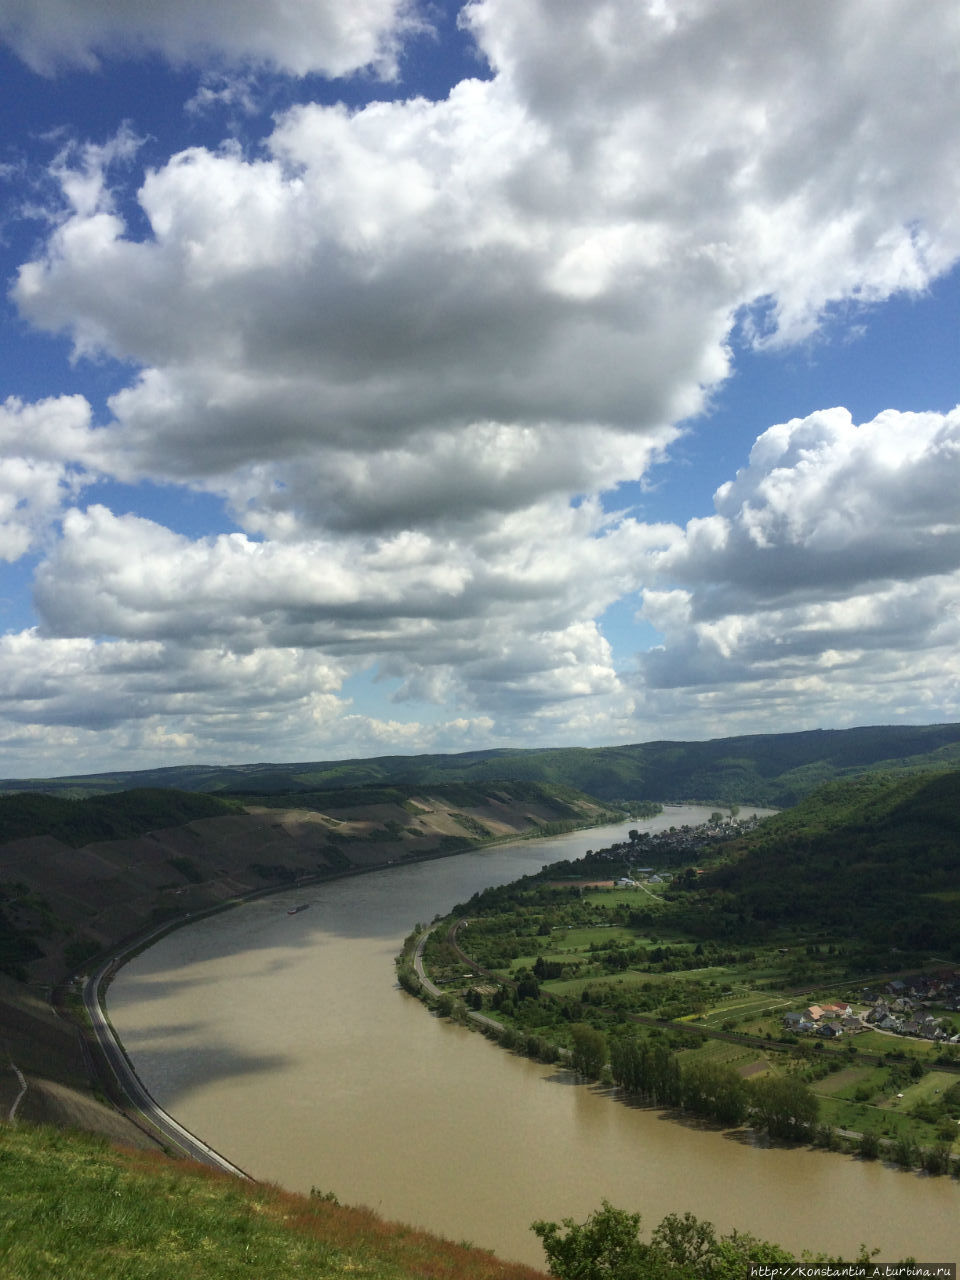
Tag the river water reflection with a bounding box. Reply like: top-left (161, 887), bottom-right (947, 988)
top-left (108, 807), bottom-right (960, 1268)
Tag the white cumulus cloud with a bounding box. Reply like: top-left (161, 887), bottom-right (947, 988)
top-left (13, 0), bottom-right (960, 548)
top-left (5, 1), bottom-right (960, 769)
top-left (0, 395), bottom-right (100, 561)
top-left (0, 0), bottom-right (418, 78)
top-left (634, 406), bottom-right (960, 733)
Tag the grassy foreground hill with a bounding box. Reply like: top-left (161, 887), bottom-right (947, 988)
top-left (4, 721), bottom-right (960, 805)
top-left (0, 1122), bottom-right (548, 1280)
top-left (0, 1122), bottom-right (855, 1279)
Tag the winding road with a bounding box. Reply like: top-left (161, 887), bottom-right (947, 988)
top-left (82, 933), bottom-right (252, 1179)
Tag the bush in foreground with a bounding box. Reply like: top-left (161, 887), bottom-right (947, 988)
top-left (532, 1201), bottom-right (884, 1280)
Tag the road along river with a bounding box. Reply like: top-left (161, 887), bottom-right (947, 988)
top-left (107, 808), bottom-right (960, 1268)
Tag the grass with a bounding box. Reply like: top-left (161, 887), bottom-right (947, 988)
top-left (694, 994), bottom-right (788, 1028)
top-left (678, 1038), bottom-right (767, 1072)
top-left (811, 1094), bottom-right (903, 1135)
top-left (546, 925), bottom-right (637, 948)
top-left (804, 1065), bottom-right (960, 1148)
top-left (809, 1065), bottom-right (876, 1097)
top-left (887, 1070), bottom-right (958, 1109)
top-left (853, 1029), bottom-right (941, 1057)
top-left (579, 889), bottom-right (665, 909)
top-left (0, 1123), bottom-right (547, 1280)
top-left (543, 970), bottom-right (681, 997)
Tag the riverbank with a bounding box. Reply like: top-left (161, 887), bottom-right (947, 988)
top-left (101, 806), bottom-right (960, 1269)
top-left (401, 816), bottom-right (960, 1177)
top-left (3, 780), bottom-right (621, 1145)
top-left (407, 918), bottom-right (960, 1174)
top-left (6, 779), bottom-right (616, 989)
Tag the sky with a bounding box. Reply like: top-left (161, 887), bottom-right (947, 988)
top-left (0, 0), bottom-right (959, 779)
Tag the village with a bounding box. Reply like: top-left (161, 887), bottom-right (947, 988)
top-left (596, 812), bottom-right (767, 866)
top-left (783, 972), bottom-right (960, 1044)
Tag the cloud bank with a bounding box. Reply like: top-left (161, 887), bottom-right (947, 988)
top-left (3, 0), bottom-right (960, 771)
top-left (640, 407), bottom-right (960, 732)
top-left (0, 0), bottom-right (416, 77)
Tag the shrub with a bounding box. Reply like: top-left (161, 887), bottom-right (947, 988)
top-left (892, 1135), bottom-right (919, 1169)
top-left (858, 1131), bottom-right (880, 1160)
top-left (921, 1144), bottom-right (952, 1176)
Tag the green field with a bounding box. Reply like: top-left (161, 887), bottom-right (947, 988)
top-left (883, 1070), bottom-right (958, 1109)
top-left (580, 888), bottom-right (667, 909)
top-left (409, 769), bottom-right (960, 1164)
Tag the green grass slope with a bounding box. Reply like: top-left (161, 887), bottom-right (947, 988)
top-left (0, 1122), bottom-right (547, 1280)
top-left (4, 722), bottom-right (960, 805)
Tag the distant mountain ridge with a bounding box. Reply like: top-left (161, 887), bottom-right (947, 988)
top-left (4, 721), bottom-right (960, 806)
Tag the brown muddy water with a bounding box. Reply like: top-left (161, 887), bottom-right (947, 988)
top-left (107, 808), bottom-right (960, 1268)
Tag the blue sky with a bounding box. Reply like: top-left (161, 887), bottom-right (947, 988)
top-left (0, 0), bottom-right (959, 777)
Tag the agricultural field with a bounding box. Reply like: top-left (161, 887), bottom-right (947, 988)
top-left (406, 779), bottom-right (960, 1163)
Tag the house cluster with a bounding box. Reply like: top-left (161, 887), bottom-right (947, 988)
top-left (859, 972), bottom-right (960, 1042)
top-left (783, 1001), bottom-right (859, 1039)
top-left (595, 814), bottom-right (764, 866)
top-left (782, 972), bottom-right (960, 1043)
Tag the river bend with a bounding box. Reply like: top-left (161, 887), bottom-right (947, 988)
top-left (108, 809), bottom-right (960, 1268)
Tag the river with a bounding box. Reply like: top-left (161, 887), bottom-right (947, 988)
top-left (107, 807), bottom-right (960, 1268)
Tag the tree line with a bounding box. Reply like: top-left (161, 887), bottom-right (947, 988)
top-left (598, 1028), bottom-right (817, 1138)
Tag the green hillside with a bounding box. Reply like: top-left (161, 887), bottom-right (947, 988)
top-left (0, 788), bottom-right (240, 847)
top-left (0, 779), bottom-right (610, 988)
top-left (679, 769), bottom-right (960, 958)
top-left (4, 722), bottom-right (960, 805)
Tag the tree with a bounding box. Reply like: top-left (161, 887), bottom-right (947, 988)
top-left (748, 1074), bottom-right (818, 1140)
top-left (516, 968), bottom-right (541, 1001)
top-left (532, 1203), bottom-right (799, 1280)
top-left (709, 1231), bottom-right (796, 1279)
top-left (650, 1211), bottom-right (717, 1271)
top-left (609, 1033), bottom-right (646, 1092)
top-left (857, 1130), bottom-right (880, 1160)
top-left (570, 1023), bottom-right (607, 1079)
top-left (532, 1200), bottom-right (653, 1280)
top-left (647, 1042), bottom-right (683, 1107)
top-left (680, 1060), bottom-right (747, 1127)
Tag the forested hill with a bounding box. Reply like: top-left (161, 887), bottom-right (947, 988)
top-left (677, 769), bottom-right (960, 958)
top-left (0, 788), bottom-right (240, 847)
top-left (0, 778), bottom-right (611, 986)
top-left (3, 721), bottom-right (960, 805)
